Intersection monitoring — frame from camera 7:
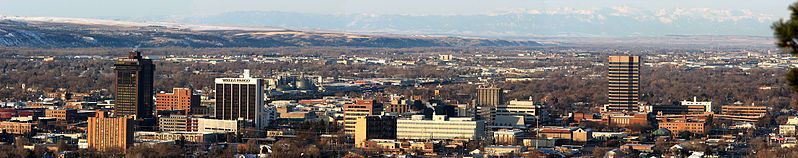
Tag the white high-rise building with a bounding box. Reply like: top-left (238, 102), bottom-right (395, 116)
top-left (214, 70), bottom-right (272, 128)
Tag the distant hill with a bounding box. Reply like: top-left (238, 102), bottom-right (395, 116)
top-left (0, 16), bottom-right (541, 48)
top-left (161, 10), bottom-right (775, 37)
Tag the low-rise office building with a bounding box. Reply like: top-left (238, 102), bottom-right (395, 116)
top-left (45, 109), bottom-right (78, 122)
top-left (484, 145), bottom-right (527, 156)
top-left (573, 128), bottom-right (592, 142)
top-left (657, 117), bottom-right (710, 134)
top-left (155, 88), bottom-right (201, 114)
top-left (716, 105), bottom-right (767, 122)
top-left (602, 112), bottom-right (649, 127)
top-left (538, 127), bottom-right (577, 140)
top-left (397, 115), bottom-right (484, 140)
top-left (343, 99), bottom-right (383, 135)
top-left (493, 100), bottom-right (545, 126)
top-left (134, 131), bottom-right (224, 143)
top-left (780, 125), bottom-right (797, 136)
top-left (0, 121), bottom-right (34, 135)
top-left (494, 129), bottom-right (525, 145)
top-left (197, 118), bottom-right (244, 133)
top-left (159, 115), bottom-right (199, 132)
top-left (354, 115), bottom-right (396, 148)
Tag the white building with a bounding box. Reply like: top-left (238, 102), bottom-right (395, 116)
top-left (397, 115), bottom-right (484, 140)
top-left (197, 118), bottom-right (244, 133)
top-left (780, 125), bottom-right (797, 136)
top-left (214, 69), bottom-right (272, 128)
top-left (78, 139), bottom-right (88, 149)
top-left (787, 116), bottom-right (798, 125)
top-left (134, 131), bottom-right (224, 143)
top-left (781, 116), bottom-right (798, 136)
top-left (439, 54), bottom-right (453, 61)
top-left (493, 99), bottom-right (545, 126)
top-left (494, 129), bottom-right (524, 145)
top-left (680, 96), bottom-right (712, 113)
top-left (592, 132), bottom-right (627, 140)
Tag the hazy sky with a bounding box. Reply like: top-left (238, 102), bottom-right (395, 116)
top-left (0, 0), bottom-right (795, 18)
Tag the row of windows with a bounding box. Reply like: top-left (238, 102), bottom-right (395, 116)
top-left (608, 91), bottom-right (639, 94)
top-left (608, 71), bottom-right (639, 74)
top-left (608, 62), bottom-right (640, 64)
top-left (609, 81), bottom-right (639, 84)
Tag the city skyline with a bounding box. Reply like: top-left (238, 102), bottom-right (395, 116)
top-left (3, 1), bottom-right (798, 157)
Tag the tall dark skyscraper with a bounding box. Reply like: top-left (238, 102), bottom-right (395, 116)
top-left (113, 51), bottom-right (155, 120)
top-left (607, 55), bottom-right (641, 112)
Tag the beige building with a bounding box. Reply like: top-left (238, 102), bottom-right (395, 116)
top-left (658, 117), bottom-right (710, 134)
top-left (787, 116), bottom-right (798, 125)
top-left (717, 105), bottom-right (767, 122)
top-left (197, 118), bottom-right (243, 133)
top-left (0, 121), bottom-right (34, 135)
top-left (607, 55), bottom-right (641, 112)
top-left (159, 115), bottom-right (198, 132)
top-left (477, 86), bottom-right (503, 125)
top-left (573, 128), bottom-right (592, 142)
top-left (87, 112), bottom-right (133, 153)
top-left (484, 145), bottom-right (527, 156)
top-left (134, 131), bottom-right (224, 143)
top-left (493, 100), bottom-right (544, 126)
top-left (477, 87), bottom-right (503, 107)
top-left (494, 129), bottom-right (524, 145)
top-left (780, 117), bottom-right (798, 136)
top-left (45, 109), bottom-right (78, 122)
top-left (781, 125), bottom-right (797, 136)
top-left (538, 127), bottom-right (577, 140)
top-left (354, 115), bottom-right (396, 148)
top-left (397, 115), bottom-right (484, 140)
top-left (343, 99), bottom-right (382, 135)
top-left (602, 112), bottom-right (649, 127)
top-left (385, 96), bottom-right (412, 114)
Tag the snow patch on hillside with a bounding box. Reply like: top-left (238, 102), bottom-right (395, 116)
top-left (0, 16), bottom-right (287, 32)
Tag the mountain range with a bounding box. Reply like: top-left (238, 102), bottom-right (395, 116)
top-left (0, 16), bottom-right (541, 48)
top-left (155, 8), bottom-right (777, 37)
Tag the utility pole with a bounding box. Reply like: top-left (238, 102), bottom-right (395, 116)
top-left (535, 115), bottom-right (540, 149)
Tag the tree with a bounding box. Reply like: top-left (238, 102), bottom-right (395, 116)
top-left (773, 1), bottom-right (798, 92)
top-left (126, 143), bottom-right (185, 158)
top-left (200, 144), bottom-right (235, 158)
top-left (592, 147), bottom-right (611, 158)
top-left (304, 145), bottom-right (321, 158)
top-left (239, 139), bottom-right (260, 154)
top-left (0, 144), bottom-right (24, 158)
top-left (627, 123), bottom-right (653, 133)
top-left (678, 131), bottom-right (694, 140)
top-left (654, 137), bottom-right (669, 154)
top-left (271, 139), bottom-right (301, 157)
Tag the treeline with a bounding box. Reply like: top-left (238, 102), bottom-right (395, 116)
top-left (0, 55), bottom-right (472, 101)
top-left (386, 65), bottom-right (794, 114)
top-left (1, 47), bottom-right (794, 114)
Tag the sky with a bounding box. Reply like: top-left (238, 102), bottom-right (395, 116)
top-left (0, 0), bottom-right (794, 18)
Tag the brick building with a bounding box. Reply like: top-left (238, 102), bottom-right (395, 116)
top-left (155, 88), bottom-right (200, 114)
